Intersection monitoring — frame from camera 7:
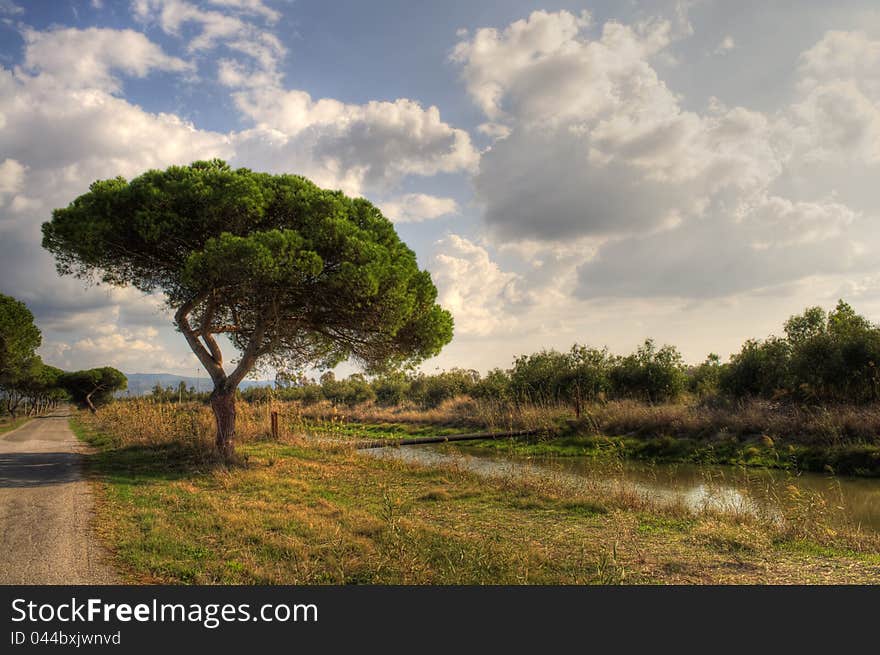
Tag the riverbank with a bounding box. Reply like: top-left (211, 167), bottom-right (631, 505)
top-left (71, 405), bottom-right (880, 584)
top-left (291, 398), bottom-right (880, 476)
top-left (462, 431), bottom-right (880, 477)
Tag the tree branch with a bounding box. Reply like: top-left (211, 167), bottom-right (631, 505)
top-left (175, 294), bottom-right (226, 387)
top-left (199, 295), bottom-right (224, 367)
top-left (194, 325), bottom-right (240, 336)
top-left (225, 316), bottom-right (267, 391)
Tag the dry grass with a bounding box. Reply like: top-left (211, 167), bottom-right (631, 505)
top-left (105, 394), bottom-right (880, 447)
top-left (281, 395), bottom-right (880, 446)
top-left (580, 398), bottom-right (880, 445)
top-left (72, 401), bottom-right (880, 585)
top-left (291, 397), bottom-right (569, 432)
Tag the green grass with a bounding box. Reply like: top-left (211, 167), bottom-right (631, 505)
top-left (460, 432), bottom-right (880, 477)
top-left (71, 413), bottom-right (880, 585)
top-left (295, 417), bottom-right (475, 441)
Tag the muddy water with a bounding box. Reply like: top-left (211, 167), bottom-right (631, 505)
top-left (368, 445), bottom-right (880, 531)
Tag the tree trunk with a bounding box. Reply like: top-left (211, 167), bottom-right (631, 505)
top-left (210, 389), bottom-right (236, 459)
top-left (85, 391), bottom-right (97, 414)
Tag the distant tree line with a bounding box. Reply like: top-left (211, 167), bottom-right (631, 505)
top-left (0, 293), bottom-right (126, 417)
top-left (7, 290), bottom-right (880, 416)
top-left (240, 300), bottom-right (880, 411)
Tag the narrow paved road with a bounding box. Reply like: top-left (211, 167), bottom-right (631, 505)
top-left (0, 409), bottom-right (119, 584)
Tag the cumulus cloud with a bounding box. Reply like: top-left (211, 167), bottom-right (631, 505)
top-left (0, 158), bottom-right (25, 196)
top-left (43, 324), bottom-right (193, 373)
top-left (0, 9), bottom-right (480, 373)
top-left (229, 90), bottom-right (478, 195)
top-left (713, 35), bottom-right (735, 55)
top-left (429, 235), bottom-right (520, 336)
top-left (380, 194), bottom-right (458, 223)
top-left (21, 27), bottom-right (193, 92)
top-left (133, 0), bottom-right (285, 84)
top-left (452, 11), bottom-right (880, 300)
top-left (132, 2), bottom-right (478, 196)
top-left (0, 25), bottom-right (233, 373)
top-left (781, 32), bottom-right (880, 167)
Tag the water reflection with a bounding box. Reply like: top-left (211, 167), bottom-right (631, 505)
top-left (368, 445), bottom-right (880, 531)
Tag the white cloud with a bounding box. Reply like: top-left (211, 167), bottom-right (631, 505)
top-left (0, 157), bottom-right (24, 195)
top-left (44, 324), bottom-right (193, 373)
top-left (0, 0), bottom-right (22, 16)
top-left (206, 0), bottom-right (279, 23)
top-left (429, 235), bottom-right (520, 336)
top-left (797, 30), bottom-right (880, 97)
top-left (768, 31), bottom-right (880, 175)
top-left (380, 194), bottom-right (458, 223)
top-left (451, 10), bottom-right (595, 121)
top-left (230, 90), bottom-right (478, 195)
top-left (0, 13), bottom-right (481, 374)
top-left (131, 2), bottom-right (477, 197)
top-left (452, 11), bottom-right (880, 301)
top-left (133, 0), bottom-right (285, 84)
top-left (0, 26), bottom-right (234, 374)
top-left (22, 27), bottom-right (193, 92)
top-left (713, 35), bottom-right (735, 55)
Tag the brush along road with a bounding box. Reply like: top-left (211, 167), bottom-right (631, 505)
top-left (0, 409), bottom-right (118, 584)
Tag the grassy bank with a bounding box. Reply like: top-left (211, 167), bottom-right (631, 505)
top-left (464, 431), bottom-right (880, 477)
top-left (72, 403), bottom-right (880, 584)
top-left (289, 397), bottom-right (880, 476)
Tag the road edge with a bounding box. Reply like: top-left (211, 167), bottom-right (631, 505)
top-left (0, 417), bottom-right (35, 438)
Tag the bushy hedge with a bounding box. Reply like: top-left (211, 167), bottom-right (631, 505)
top-left (721, 301), bottom-right (880, 402)
top-left (235, 300), bottom-right (880, 409)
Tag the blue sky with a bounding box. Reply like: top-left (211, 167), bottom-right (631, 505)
top-left (2, 0), bottom-right (880, 378)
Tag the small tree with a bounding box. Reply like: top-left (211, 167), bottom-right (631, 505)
top-left (561, 345), bottom-right (613, 415)
top-left (509, 350), bottom-right (571, 404)
top-left (610, 339), bottom-right (688, 402)
top-left (688, 353), bottom-right (723, 397)
top-left (60, 367), bottom-right (127, 413)
top-left (0, 294), bottom-right (43, 416)
top-left (43, 161), bottom-right (453, 457)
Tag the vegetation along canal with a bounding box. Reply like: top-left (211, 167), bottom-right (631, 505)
top-left (369, 445), bottom-right (880, 532)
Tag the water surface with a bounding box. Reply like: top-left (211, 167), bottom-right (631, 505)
top-left (368, 445), bottom-right (880, 531)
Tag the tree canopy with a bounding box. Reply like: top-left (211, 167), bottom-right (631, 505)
top-left (59, 367), bottom-right (127, 413)
top-left (43, 160), bottom-right (454, 454)
top-left (0, 292), bottom-right (42, 383)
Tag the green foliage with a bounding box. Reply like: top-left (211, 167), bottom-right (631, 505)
top-left (149, 381), bottom-right (207, 404)
top-left (721, 337), bottom-right (791, 398)
top-left (43, 161), bottom-right (454, 394)
top-left (689, 353), bottom-right (723, 397)
top-left (408, 369), bottom-right (479, 408)
top-left (610, 339), bottom-right (688, 402)
top-left (723, 300), bottom-right (880, 402)
top-left (0, 292), bottom-right (42, 383)
top-left (321, 372), bottom-right (377, 407)
top-left (509, 350), bottom-right (571, 404)
top-left (561, 345), bottom-right (614, 404)
top-left (0, 295), bottom-right (66, 417)
top-left (60, 367), bottom-right (127, 410)
top-left (472, 368), bottom-right (512, 401)
top-left (372, 372), bottom-right (411, 406)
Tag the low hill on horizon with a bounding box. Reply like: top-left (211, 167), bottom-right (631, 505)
top-left (123, 372), bottom-right (274, 396)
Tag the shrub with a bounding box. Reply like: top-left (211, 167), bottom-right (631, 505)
top-left (610, 339), bottom-right (688, 402)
